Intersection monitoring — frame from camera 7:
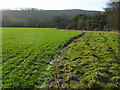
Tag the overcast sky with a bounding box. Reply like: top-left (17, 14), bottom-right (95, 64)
top-left (0, 0), bottom-right (110, 11)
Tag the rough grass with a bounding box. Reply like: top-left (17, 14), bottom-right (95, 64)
top-left (48, 31), bottom-right (119, 89)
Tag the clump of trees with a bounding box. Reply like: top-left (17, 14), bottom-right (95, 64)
top-left (54, 1), bottom-right (119, 31)
top-left (54, 13), bottom-right (106, 31)
top-left (104, 1), bottom-right (119, 31)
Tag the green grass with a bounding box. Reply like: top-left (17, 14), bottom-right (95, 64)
top-left (2, 27), bottom-right (82, 88)
top-left (49, 31), bottom-right (119, 89)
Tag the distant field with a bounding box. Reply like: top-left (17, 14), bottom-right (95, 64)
top-left (49, 31), bottom-right (119, 89)
top-left (2, 28), bottom-right (82, 88)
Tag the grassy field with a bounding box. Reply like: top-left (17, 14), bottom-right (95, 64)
top-left (2, 28), bottom-right (82, 88)
top-left (49, 31), bottom-right (120, 89)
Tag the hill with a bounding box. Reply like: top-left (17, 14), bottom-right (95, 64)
top-left (2, 9), bottom-right (99, 25)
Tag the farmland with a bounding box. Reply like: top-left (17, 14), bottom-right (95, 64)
top-left (2, 27), bottom-right (119, 89)
top-left (49, 31), bottom-right (120, 89)
top-left (2, 28), bottom-right (82, 88)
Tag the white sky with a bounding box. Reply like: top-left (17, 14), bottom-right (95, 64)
top-left (0, 0), bottom-right (110, 11)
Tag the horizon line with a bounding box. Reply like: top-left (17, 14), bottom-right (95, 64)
top-left (0, 8), bottom-right (104, 11)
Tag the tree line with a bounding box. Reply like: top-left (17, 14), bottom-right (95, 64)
top-left (2, 1), bottom-right (119, 31)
